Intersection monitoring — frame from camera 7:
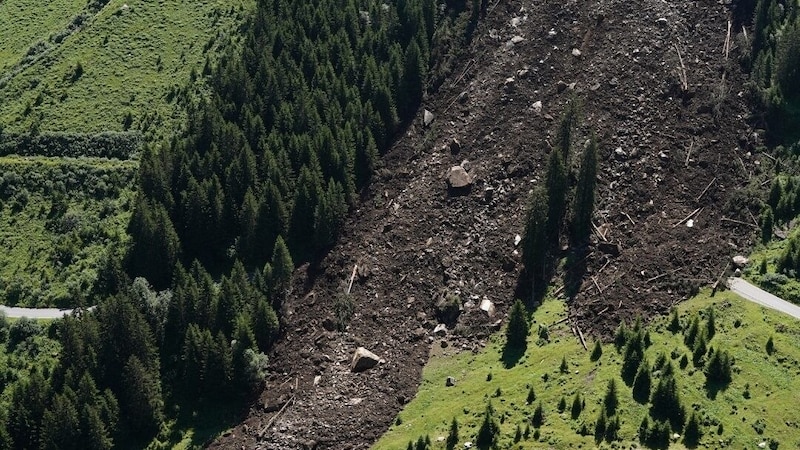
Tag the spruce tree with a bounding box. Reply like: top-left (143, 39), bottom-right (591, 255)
top-left (603, 379), bottom-right (619, 416)
top-left (505, 299), bottom-right (529, 349)
top-left (532, 402), bottom-right (545, 428)
top-left (667, 308), bottom-right (681, 333)
top-left (526, 386), bottom-right (536, 404)
top-left (559, 356), bottom-right (569, 374)
top-left (446, 417), bottom-right (458, 450)
top-left (570, 133), bottom-right (598, 245)
top-left (632, 358), bottom-right (652, 403)
top-left (570, 392), bottom-right (583, 419)
top-left (270, 235), bottom-right (294, 301)
top-left (766, 335), bottom-right (775, 355)
top-left (522, 187), bottom-right (550, 294)
top-left (683, 411), bottom-right (702, 447)
top-left (590, 340), bottom-right (603, 361)
top-left (557, 396), bottom-right (567, 413)
top-left (761, 205), bottom-right (775, 244)
top-left (545, 148), bottom-right (568, 243)
top-left (476, 404), bottom-right (499, 448)
top-left (705, 348), bottom-right (732, 385)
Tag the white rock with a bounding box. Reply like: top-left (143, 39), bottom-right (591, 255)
top-left (532, 100), bottom-right (542, 114)
top-left (656, 17), bottom-right (669, 27)
top-left (732, 255), bottom-right (749, 268)
top-left (572, 48), bottom-right (582, 57)
top-left (511, 35), bottom-right (525, 44)
top-left (514, 234), bottom-right (522, 246)
top-left (758, 442), bottom-right (767, 449)
top-left (423, 109), bottom-right (435, 127)
top-left (479, 298), bottom-right (496, 317)
top-left (686, 219), bottom-right (694, 228)
top-left (434, 323), bottom-right (448, 336)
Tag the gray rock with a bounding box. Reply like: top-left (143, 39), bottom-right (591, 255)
top-left (532, 100), bottom-right (542, 114)
top-left (732, 255), bottom-right (749, 268)
top-left (450, 138), bottom-right (462, 154)
top-left (571, 48), bottom-right (582, 57)
top-left (446, 376), bottom-right (456, 386)
top-left (656, 17), bottom-right (668, 27)
top-left (557, 80), bottom-right (568, 93)
top-left (351, 347), bottom-right (384, 372)
top-left (479, 298), bottom-right (496, 317)
top-left (614, 147), bottom-right (627, 160)
top-left (434, 323), bottom-right (448, 336)
top-left (423, 109), bottom-right (435, 127)
top-left (447, 166), bottom-right (473, 188)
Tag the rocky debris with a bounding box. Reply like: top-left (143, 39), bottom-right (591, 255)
top-left (614, 147), bottom-right (627, 160)
top-left (571, 48), bottom-right (582, 57)
top-left (514, 234), bottom-right (522, 246)
top-left (446, 376), bottom-right (456, 387)
top-left (423, 109), bottom-right (435, 127)
top-left (350, 347), bottom-right (383, 372)
top-left (503, 77), bottom-right (516, 93)
top-left (457, 91), bottom-right (469, 103)
top-left (322, 317), bottom-right (336, 332)
top-left (446, 166), bottom-right (473, 189)
top-left (732, 255), bottom-right (749, 268)
top-left (656, 17), bottom-right (668, 27)
top-left (557, 80), bottom-right (568, 93)
top-left (434, 323), bottom-right (448, 336)
top-left (532, 100), bottom-right (542, 114)
top-left (436, 294), bottom-right (462, 324)
top-left (483, 186), bottom-right (495, 203)
top-left (510, 35), bottom-right (525, 44)
top-left (479, 298), bottom-right (496, 317)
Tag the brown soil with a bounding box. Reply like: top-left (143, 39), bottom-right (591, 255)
top-left (210, 0), bottom-right (766, 447)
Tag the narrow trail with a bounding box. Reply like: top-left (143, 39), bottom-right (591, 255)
top-left (728, 277), bottom-right (800, 320)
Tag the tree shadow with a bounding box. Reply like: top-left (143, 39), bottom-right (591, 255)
top-left (704, 379), bottom-right (730, 400)
top-left (513, 270), bottom-right (548, 309)
top-left (501, 342), bottom-right (526, 369)
top-left (564, 246), bottom-right (588, 300)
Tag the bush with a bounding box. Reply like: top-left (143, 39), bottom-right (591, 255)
top-left (766, 335), bottom-right (775, 355)
top-left (8, 317), bottom-right (41, 349)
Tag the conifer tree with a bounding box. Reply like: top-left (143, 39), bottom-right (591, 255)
top-left (505, 299), bottom-right (529, 349)
top-left (446, 417), bottom-right (458, 450)
top-left (683, 410), bottom-right (702, 447)
top-left (522, 187), bottom-right (549, 294)
top-left (270, 235), bottom-right (294, 302)
top-left (632, 358), bottom-right (652, 403)
top-left (761, 205), bottom-right (774, 244)
top-left (571, 392), bottom-right (583, 419)
top-left (590, 340), bottom-right (603, 361)
top-left (532, 402), bottom-right (545, 428)
top-left (545, 148), bottom-right (568, 243)
top-left (570, 133), bottom-right (598, 245)
top-left (603, 379), bottom-right (619, 416)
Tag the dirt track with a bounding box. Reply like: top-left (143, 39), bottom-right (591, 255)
top-left (211, 0), bottom-right (765, 447)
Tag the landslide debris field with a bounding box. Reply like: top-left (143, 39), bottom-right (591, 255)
top-left (213, 0), bottom-right (764, 448)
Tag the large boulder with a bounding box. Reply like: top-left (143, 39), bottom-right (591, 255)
top-left (351, 347), bottom-right (383, 372)
top-left (447, 166), bottom-right (473, 188)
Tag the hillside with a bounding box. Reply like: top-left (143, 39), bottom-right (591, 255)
top-left (0, 0), bottom-right (251, 138)
top-left (211, 0), bottom-right (768, 447)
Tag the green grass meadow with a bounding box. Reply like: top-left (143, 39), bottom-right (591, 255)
top-left (0, 0), bottom-right (253, 137)
top-left (375, 290), bottom-right (800, 449)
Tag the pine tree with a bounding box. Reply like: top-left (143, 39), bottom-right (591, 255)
top-left (557, 396), bottom-right (567, 412)
top-left (559, 356), bottom-right (569, 374)
top-left (693, 333), bottom-right (708, 366)
top-left (506, 299), bottom-right (529, 349)
top-left (526, 386), bottom-right (536, 404)
top-left (270, 235), bottom-right (294, 302)
top-left (667, 308), bottom-right (681, 333)
top-left (545, 148), bottom-right (568, 244)
top-left (621, 332), bottom-right (644, 384)
top-left (766, 335), bottom-right (775, 355)
top-left (570, 133), bottom-right (598, 245)
top-left (476, 404), bottom-right (499, 447)
top-left (632, 359), bottom-right (652, 403)
top-left (706, 307), bottom-right (716, 340)
top-left (650, 373), bottom-right (685, 429)
top-left (532, 402), bottom-right (545, 428)
top-left (761, 205), bottom-right (775, 244)
top-left (684, 315), bottom-right (700, 348)
top-left (446, 417), bottom-right (458, 449)
top-left (603, 379), bottom-right (619, 416)
top-left (570, 392), bottom-right (583, 419)
top-left (590, 340), bottom-right (603, 361)
top-left (705, 348), bottom-right (732, 385)
top-left (522, 187), bottom-right (550, 294)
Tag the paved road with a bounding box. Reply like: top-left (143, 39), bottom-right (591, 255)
top-left (727, 277), bottom-right (800, 320)
top-left (0, 305), bottom-right (82, 319)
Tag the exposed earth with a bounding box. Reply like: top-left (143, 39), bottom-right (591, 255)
top-left (211, 0), bottom-right (765, 447)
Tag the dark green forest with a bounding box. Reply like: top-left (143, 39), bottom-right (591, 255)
top-left (0, 0), bottom-right (488, 447)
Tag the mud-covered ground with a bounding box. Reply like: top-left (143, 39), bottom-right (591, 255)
top-left (211, 0), bottom-right (766, 447)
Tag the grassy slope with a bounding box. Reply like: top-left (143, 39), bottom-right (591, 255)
top-left (744, 227), bottom-right (800, 304)
top-left (0, 156), bottom-right (136, 308)
top-left (375, 290), bottom-right (800, 449)
top-left (0, 0), bottom-right (252, 136)
top-left (0, 0), bottom-right (87, 73)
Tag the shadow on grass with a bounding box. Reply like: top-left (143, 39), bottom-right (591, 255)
top-left (704, 379), bottom-right (730, 400)
top-left (501, 342), bottom-right (526, 369)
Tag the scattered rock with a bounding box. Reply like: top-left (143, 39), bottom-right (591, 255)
top-left (614, 147), bottom-right (627, 160)
top-left (446, 376), bottom-right (456, 386)
top-left (436, 294), bottom-right (462, 325)
top-left (514, 234), bottom-right (522, 246)
top-left (557, 80), bottom-right (568, 93)
top-left (313, 375), bottom-right (321, 386)
top-left (464, 442), bottom-right (473, 449)
top-left (503, 77), bottom-right (516, 93)
top-left (609, 77), bottom-right (619, 87)
top-left (510, 17), bottom-right (521, 27)
top-left (656, 17), bottom-right (669, 27)
top-left (598, 242), bottom-right (621, 256)
top-left (441, 340), bottom-right (449, 348)
top-left (446, 166), bottom-right (473, 189)
top-left (457, 91), bottom-right (469, 103)
top-left (479, 298), bottom-right (496, 317)
top-left (758, 441), bottom-right (767, 449)
top-left (510, 35), bottom-right (525, 44)
top-left (351, 347), bottom-right (383, 372)
top-left (517, 67), bottom-right (530, 78)
top-left (532, 100), bottom-right (542, 114)
top-left (547, 28), bottom-right (557, 39)
top-left (572, 48), bottom-right (582, 57)
top-left (658, 151), bottom-right (670, 162)
top-left (483, 187), bottom-right (495, 203)
top-left (423, 109), bottom-right (435, 127)
top-left (434, 323), bottom-right (448, 336)
top-left (732, 255), bottom-right (749, 268)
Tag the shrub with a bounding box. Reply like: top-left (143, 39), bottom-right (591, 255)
top-left (8, 317), bottom-right (41, 349)
top-left (590, 340), bottom-right (602, 361)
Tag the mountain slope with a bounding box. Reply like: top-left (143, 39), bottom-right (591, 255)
top-left (211, 0), bottom-right (762, 448)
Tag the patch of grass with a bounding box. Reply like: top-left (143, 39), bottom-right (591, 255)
top-left (0, 156), bottom-right (136, 307)
top-left (375, 290), bottom-right (800, 449)
top-left (743, 227), bottom-right (800, 304)
top-left (0, 0), bottom-right (253, 140)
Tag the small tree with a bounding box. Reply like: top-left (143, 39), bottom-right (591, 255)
top-left (559, 356), bottom-right (569, 374)
top-left (522, 187), bottom-right (550, 294)
top-left (446, 417), bottom-right (458, 450)
top-left (590, 340), bottom-right (603, 361)
top-left (603, 379), bottom-right (619, 416)
top-left (594, 409), bottom-right (607, 443)
top-left (766, 335), bottom-right (775, 355)
top-left (526, 386), bottom-right (536, 404)
top-left (684, 315), bottom-right (700, 348)
top-left (532, 402), bottom-right (545, 428)
top-left (570, 133), bottom-right (598, 245)
top-left (476, 404), bottom-right (499, 448)
top-left (705, 348), bottom-right (732, 385)
top-left (761, 205), bottom-right (775, 244)
top-left (667, 308), bottom-right (681, 333)
top-left (706, 307), bottom-right (716, 340)
top-left (632, 359), bottom-right (652, 403)
top-left (571, 392), bottom-right (583, 419)
top-left (506, 300), bottom-right (529, 349)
